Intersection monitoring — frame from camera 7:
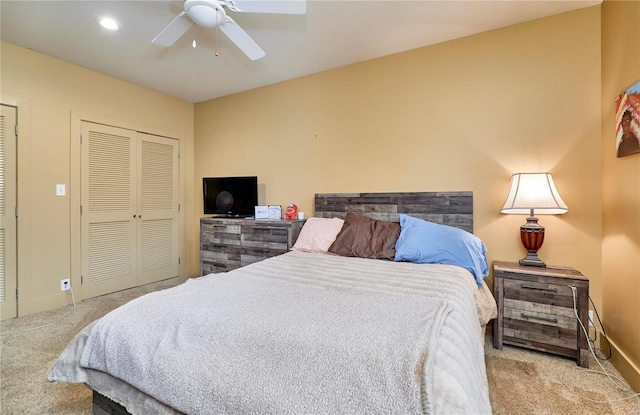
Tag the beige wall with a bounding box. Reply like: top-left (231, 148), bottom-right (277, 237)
top-left (195, 8), bottom-right (602, 313)
top-left (601, 1), bottom-right (640, 391)
top-left (1, 41), bottom-right (196, 315)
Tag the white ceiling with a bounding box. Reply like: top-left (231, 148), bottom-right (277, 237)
top-left (1, 0), bottom-right (600, 103)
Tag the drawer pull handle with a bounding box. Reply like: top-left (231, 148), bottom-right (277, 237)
top-left (520, 313), bottom-right (558, 324)
top-left (520, 284), bottom-right (558, 292)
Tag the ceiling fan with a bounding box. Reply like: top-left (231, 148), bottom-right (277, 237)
top-left (152, 0), bottom-right (306, 61)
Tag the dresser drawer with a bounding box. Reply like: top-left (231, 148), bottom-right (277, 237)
top-left (200, 245), bottom-right (241, 274)
top-left (240, 246), bottom-right (288, 266)
top-left (201, 224), bottom-right (242, 246)
top-left (241, 224), bottom-right (289, 250)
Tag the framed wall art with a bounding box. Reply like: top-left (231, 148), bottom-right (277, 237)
top-left (615, 80), bottom-right (640, 158)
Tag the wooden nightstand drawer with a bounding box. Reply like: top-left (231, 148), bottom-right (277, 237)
top-left (502, 279), bottom-right (574, 308)
top-left (502, 322), bottom-right (578, 353)
top-left (492, 261), bottom-right (589, 367)
top-left (503, 303), bottom-right (579, 352)
top-left (503, 299), bottom-right (577, 329)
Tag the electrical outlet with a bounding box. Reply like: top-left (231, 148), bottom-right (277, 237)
top-left (588, 310), bottom-right (594, 327)
top-left (61, 278), bottom-right (71, 292)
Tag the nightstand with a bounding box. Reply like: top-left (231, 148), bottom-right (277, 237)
top-left (492, 261), bottom-right (590, 367)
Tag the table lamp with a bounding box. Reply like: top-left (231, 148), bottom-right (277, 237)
top-left (501, 173), bottom-right (568, 267)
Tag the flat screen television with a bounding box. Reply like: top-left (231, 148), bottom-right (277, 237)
top-left (203, 176), bottom-right (258, 217)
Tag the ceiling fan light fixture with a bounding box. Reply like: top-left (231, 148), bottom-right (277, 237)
top-left (185, 0), bottom-right (226, 28)
top-left (152, 0), bottom-right (306, 59)
top-left (97, 17), bottom-right (121, 31)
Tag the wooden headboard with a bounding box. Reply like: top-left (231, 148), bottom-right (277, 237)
top-left (314, 192), bottom-right (473, 233)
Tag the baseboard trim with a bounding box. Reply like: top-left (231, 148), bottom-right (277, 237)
top-left (606, 335), bottom-right (640, 393)
top-left (25, 292), bottom-right (73, 316)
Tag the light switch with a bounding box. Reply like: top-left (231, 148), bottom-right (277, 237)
top-left (56, 184), bottom-right (66, 196)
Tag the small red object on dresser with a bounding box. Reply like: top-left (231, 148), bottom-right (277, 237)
top-left (285, 204), bottom-right (298, 220)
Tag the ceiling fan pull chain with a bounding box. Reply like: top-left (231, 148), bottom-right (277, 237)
top-left (215, 26), bottom-right (219, 56)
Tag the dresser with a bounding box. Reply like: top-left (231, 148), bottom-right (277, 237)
top-left (200, 218), bottom-right (304, 275)
top-left (492, 261), bottom-right (590, 367)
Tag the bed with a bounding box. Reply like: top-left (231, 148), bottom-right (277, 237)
top-left (49, 191), bottom-right (497, 415)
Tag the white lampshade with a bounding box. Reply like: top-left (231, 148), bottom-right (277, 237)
top-left (501, 173), bottom-right (568, 215)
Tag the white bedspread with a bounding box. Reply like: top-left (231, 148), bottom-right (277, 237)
top-left (50, 251), bottom-right (495, 415)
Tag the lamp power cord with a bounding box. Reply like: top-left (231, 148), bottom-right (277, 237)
top-left (556, 285), bottom-right (640, 409)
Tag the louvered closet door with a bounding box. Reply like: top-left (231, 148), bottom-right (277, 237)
top-left (136, 133), bottom-right (179, 285)
top-left (0, 105), bottom-right (17, 320)
top-left (81, 122), bottom-right (137, 298)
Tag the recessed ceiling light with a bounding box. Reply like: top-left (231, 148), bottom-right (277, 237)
top-left (97, 17), bottom-right (120, 31)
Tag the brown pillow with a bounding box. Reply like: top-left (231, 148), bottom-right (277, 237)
top-left (328, 212), bottom-right (401, 260)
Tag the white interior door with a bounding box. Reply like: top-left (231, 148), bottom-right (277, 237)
top-left (137, 133), bottom-right (179, 285)
top-left (81, 123), bottom-right (179, 298)
top-left (81, 122), bottom-right (137, 298)
top-left (0, 105), bottom-right (17, 320)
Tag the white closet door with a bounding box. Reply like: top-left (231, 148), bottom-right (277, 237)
top-left (81, 122), bottom-right (137, 298)
top-left (136, 133), bottom-right (179, 285)
top-left (0, 105), bottom-right (17, 320)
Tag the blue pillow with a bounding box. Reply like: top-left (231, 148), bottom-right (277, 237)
top-left (394, 214), bottom-right (489, 286)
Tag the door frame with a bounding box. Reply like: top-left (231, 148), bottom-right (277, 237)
top-left (70, 112), bottom-right (186, 302)
top-left (1, 104), bottom-right (18, 320)
top-left (0, 99), bottom-right (33, 317)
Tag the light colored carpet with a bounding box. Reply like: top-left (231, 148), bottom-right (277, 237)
top-left (1, 276), bottom-right (639, 414)
top-left (485, 333), bottom-right (640, 414)
top-left (1, 276), bottom-right (188, 415)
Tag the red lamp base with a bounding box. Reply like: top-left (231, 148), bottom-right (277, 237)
top-left (519, 216), bottom-right (546, 267)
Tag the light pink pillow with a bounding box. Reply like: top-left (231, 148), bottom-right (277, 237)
top-left (291, 217), bottom-right (345, 253)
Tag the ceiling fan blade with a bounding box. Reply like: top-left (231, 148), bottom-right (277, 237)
top-left (152, 12), bottom-right (192, 47)
top-left (219, 16), bottom-right (265, 61)
top-left (228, 0), bottom-right (306, 15)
